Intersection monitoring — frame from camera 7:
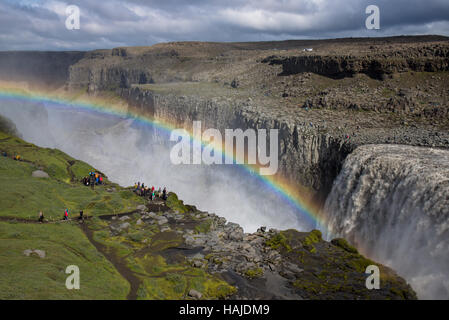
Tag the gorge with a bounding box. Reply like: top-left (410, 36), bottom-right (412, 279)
top-left (0, 36), bottom-right (448, 299)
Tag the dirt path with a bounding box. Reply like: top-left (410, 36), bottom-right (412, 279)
top-left (80, 223), bottom-right (142, 300)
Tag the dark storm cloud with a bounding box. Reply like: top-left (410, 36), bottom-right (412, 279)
top-left (0, 0), bottom-right (448, 50)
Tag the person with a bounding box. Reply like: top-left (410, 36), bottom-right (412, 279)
top-left (63, 209), bottom-right (69, 220)
top-left (158, 187), bottom-right (162, 198)
top-left (38, 211), bottom-right (44, 223)
top-left (151, 186), bottom-right (155, 193)
top-left (99, 175), bottom-right (103, 185)
top-left (149, 191), bottom-right (153, 201)
top-left (145, 186), bottom-right (149, 197)
top-left (2, 151), bottom-right (6, 157)
top-left (79, 210), bottom-right (84, 221)
top-left (162, 187), bottom-right (167, 200)
top-left (89, 172), bottom-right (95, 190)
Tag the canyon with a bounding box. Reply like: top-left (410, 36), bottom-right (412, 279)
top-left (0, 35), bottom-right (448, 299)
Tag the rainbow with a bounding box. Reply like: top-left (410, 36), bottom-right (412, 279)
top-left (0, 83), bottom-right (329, 235)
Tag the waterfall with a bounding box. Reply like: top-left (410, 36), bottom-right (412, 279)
top-left (323, 144), bottom-right (449, 299)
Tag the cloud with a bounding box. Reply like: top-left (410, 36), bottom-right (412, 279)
top-left (0, 0), bottom-right (448, 50)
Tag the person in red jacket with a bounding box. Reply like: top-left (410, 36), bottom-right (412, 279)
top-left (63, 209), bottom-right (69, 220)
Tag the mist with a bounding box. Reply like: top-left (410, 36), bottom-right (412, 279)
top-left (0, 99), bottom-right (315, 233)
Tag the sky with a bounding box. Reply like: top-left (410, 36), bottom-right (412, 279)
top-left (0, 0), bottom-right (448, 50)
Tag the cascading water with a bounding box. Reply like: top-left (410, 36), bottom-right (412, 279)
top-left (323, 144), bottom-right (449, 300)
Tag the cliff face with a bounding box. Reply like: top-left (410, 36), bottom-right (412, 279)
top-left (119, 86), bottom-right (352, 201)
top-left (262, 43), bottom-right (449, 80)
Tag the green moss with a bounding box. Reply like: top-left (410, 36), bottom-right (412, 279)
top-left (265, 232), bottom-right (292, 252)
top-left (194, 220), bottom-right (212, 234)
top-left (349, 255), bottom-right (376, 273)
top-left (302, 229), bottom-right (322, 253)
top-left (245, 268), bottom-right (264, 279)
top-left (303, 230), bottom-right (322, 245)
top-left (331, 238), bottom-right (358, 254)
top-left (166, 192), bottom-right (189, 214)
top-left (127, 231), bottom-right (145, 243)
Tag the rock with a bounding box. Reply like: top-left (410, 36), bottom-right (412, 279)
top-left (119, 222), bottom-right (130, 230)
top-left (136, 205), bottom-right (146, 211)
top-left (119, 215), bottom-right (130, 221)
top-left (157, 216), bottom-right (169, 225)
top-left (136, 219), bottom-right (143, 225)
top-left (257, 226), bottom-right (267, 233)
top-left (34, 250), bottom-right (46, 258)
top-left (188, 289), bottom-right (203, 299)
top-left (23, 249), bottom-right (45, 258)
top-left (31, 170), bottom-right (49, 178)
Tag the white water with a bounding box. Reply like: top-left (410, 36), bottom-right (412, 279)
top-left (324, 144), bottom-right (449, 299)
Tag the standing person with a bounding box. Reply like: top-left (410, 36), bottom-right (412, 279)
top-left (38, 211), bottom-right (44, 223)
top-left (79, 210), bottom-right (84, 221)
top-left (162, 187), bottom-right (167, 200)
top-left (158, 187), bottom-right (162, 198)
top-left (89, 171), bottom-right (95, 190)
top-left (63, 209), bottom-right (69, 220)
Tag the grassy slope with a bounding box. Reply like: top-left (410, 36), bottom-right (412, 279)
top-left (0, 130), bottom-right (146, 299)
top-left (0, 130), bottom-right (234, 299)
top-left (0, 131), bottom-right (145, 220)
top-left (0, 222), bottom-right (129, 299)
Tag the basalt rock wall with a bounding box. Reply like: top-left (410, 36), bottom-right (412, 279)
top-left (120, 87), bottom-right (352, 202)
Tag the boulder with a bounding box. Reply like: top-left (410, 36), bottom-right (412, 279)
top-left (32, 170), bottom-right (49, 178)
top-left (188, 289), bottom-right (203, 299)
top-left (23, 249), bottom-right (46, 258)
top-left (119, 222), bottom-right (130, 230)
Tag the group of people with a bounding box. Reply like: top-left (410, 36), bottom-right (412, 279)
top-left (1, 151), bottom-right (21, 160)
top-left (82, 170), bottom-right (103, 189)
top-left (134, 182), bottom-right (167, 201)
top-left (37, 209), bottom-right (84, 223)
